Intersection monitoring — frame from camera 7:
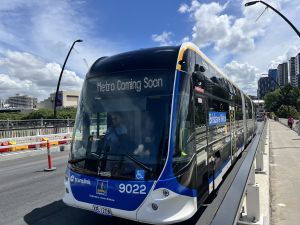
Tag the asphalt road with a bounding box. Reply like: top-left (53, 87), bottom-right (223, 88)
top-left (0, 150), bottom-right (204, 225)
top-left (0, 150), bottom-right (135, 225)
top-left (0, 125), bottom-right (265, 225)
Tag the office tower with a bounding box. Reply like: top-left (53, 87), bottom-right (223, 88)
top-left (277, 63), bottom-right (288, 87)
top-left (289, 57), bottom-right (297, 87)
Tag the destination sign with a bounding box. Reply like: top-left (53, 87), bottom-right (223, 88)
top-left (208, 111), bottom-right (227, 126)
top-left (97, 77), bottom-right (164, 93)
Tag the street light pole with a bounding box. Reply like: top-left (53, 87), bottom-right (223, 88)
top-left (53, 39), bottom-right (83, 119)
top-left (245, 1), bottom-right (300, 38)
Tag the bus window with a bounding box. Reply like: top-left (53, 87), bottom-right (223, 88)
top-left (181, 49), bottom-right (195, 74)
top-left (172, 73), bottom-right (195, 174)
top-left (194, 96), bottom-right (207, 151)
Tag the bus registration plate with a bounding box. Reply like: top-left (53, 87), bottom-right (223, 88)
top-left (92, 205), bottom-right (112, 216)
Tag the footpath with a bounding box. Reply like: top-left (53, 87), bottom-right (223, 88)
top-left (269, 120), bottom-right (300, 225)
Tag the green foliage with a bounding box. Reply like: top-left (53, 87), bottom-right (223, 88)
top-left (0, 107), bottom-right (77, 120)
top-left (264, 84), bottom-right (300, 118)
top-left (264, 89), bottom-right (281, 112)
top-left (276, 105), bottom-right (299, 119)
top-left (0, 113), bottom-right (24, 120)
top-left (57, 107), bottom-right (77, 119)
top-left (24, 109), bottom-right (54, 119)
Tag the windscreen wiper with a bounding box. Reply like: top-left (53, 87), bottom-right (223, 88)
top-left (68, 152), bottom-right (101, 164)
top-left (124, 154), bottom-right (153, 173)
top-left (91, 152), bottom-right (153, 173)
top-left (69, 152), bottom-right (153, 173)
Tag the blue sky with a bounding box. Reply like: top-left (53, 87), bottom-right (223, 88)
top-left (0, 0), bottom-right (300, 100)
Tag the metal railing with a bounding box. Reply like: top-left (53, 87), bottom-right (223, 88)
top-left (278, 118), bottom-right (298, 133)
top-left (0, 119), bottom-right (75, 131)
top-left (0, 119), bottom-right (75, 139)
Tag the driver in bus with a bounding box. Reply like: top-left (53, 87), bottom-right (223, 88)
top-left (105, 113), bottom-right (128, 152)
top-left (134, 114), bottom-right (153, 157)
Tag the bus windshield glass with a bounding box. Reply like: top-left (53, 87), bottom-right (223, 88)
top-left (70, 70), bottom-right (174, 180)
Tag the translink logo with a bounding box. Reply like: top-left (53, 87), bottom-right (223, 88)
top-left (70, 175), bottom-right (91, 185)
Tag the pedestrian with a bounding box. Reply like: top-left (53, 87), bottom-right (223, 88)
top-left (264, 113), bottom-right (267, 123)
top-left (288, 115), bottom-right (294, 129)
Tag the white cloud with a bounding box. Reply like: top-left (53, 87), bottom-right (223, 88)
top-left (181, 36), bottom-right (190, 43)
top-left (178, 0), bottom-right (300, 95)
top-left (269, 45), bottom-right (300, 69)
top-left (237, 0), bottom-right (300, 71)
top-left (224, 60), bottom-right (262, 95)
top-left (0, 0), bottom-right (120, 78)
top-left (152, 32), bottom-right (174, 46)
top-left (179, 0), bottom-right (279, 53)
top-left (0, 50), bottom-right (83, 100)
top-left (178, 4), bottom-right (189, 13)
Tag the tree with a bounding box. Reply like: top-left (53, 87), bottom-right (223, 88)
top-left (57, 107), bottom-right (77, 119)
top-left (264, 84), bottom-right (300, 118)
top-left (24, 109), bottom-right (53, 119)
top-left (276, 105), bottom-right (299, 119)
top-left (0, 107), bottom-right (78, 120)
top-left (264, 89), bottom-right (281, 112)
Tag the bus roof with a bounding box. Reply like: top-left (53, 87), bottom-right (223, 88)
top-left (177, 42), bottom-right (251, 100)
top-left (87, 46), bottom-right (180, 78)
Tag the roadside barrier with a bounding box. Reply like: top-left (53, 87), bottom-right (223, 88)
top-left (0, 133), bottom-right (72, 153)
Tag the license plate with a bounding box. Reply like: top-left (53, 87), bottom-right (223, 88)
top-left (92, 205), bottom-right (112, 216)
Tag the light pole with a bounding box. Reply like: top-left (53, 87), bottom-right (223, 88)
top-left (245, 1), bottom-right (300, 38)
top-left (53, 39), bottom-right (83, 119)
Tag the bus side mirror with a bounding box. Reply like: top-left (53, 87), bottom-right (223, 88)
top-left (192, 64), bottom-right (205, 86)
top-left (194, 64), bottom-right (206, 73)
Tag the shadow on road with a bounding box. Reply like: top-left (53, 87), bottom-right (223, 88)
top-left (24, 200), bottom-right (138, 225)
top-left (23, 199), bottom-right (206, 225)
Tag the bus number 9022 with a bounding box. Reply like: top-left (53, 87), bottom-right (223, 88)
top-left (118, 183), bottom-right (147, 194)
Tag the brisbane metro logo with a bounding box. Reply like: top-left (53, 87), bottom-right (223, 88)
top-left (96, 180), bottom-right (108, 196)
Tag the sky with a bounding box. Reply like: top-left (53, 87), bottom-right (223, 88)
top-left (0, 0), bottom-right (300, 100)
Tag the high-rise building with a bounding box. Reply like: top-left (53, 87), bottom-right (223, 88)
top-left (295, 53), bottom-right (300, 88)
top-left (257, 75), bottom-right (271, 99)
top-left (277, 63), bottom-right (288, 87)
top-left (0, 99), bottom-right (5, 108)
top-left (289, 57), bottom-right (297, 87)
top-left (6, 94), bottom-right (37, 109)
top-left (268, 69), bottom-right (277, 90)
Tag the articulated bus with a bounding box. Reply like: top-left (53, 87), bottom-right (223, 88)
top-left (63, 42), bottom-right (256, 224)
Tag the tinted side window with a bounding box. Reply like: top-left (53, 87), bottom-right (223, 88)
top-left (247, 98), bottom-right (252, 119)
top-left (181, 49), bottom-right (195, 74)
top-left (234, 88), bottom-right (243, 128)
top-left (194, 95), bottom-right (207, 151)
top-left (173, 73), bottom-right (195, 174)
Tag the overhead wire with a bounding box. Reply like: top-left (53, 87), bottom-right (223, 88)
top-left (255, 6), bottom-right (269, 22)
